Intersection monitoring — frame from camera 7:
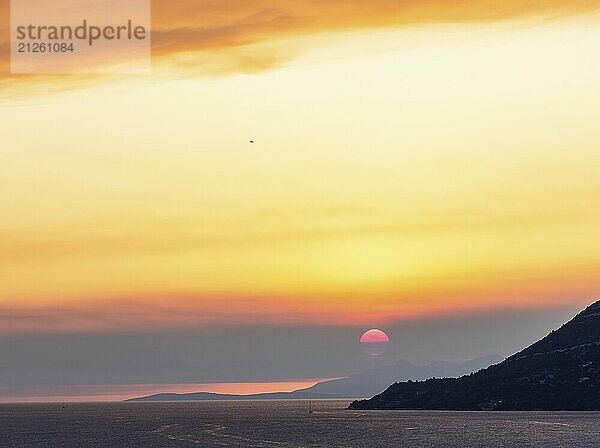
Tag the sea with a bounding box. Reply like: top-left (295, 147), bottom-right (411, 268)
top-left (2, 400), bottom-right (600, 447)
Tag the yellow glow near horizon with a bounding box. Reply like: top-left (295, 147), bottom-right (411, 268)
top-left (2, 15), bottom-right (600, 331)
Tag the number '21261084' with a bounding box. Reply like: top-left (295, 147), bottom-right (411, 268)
top-left (18, 42), bottom-right (75, 53)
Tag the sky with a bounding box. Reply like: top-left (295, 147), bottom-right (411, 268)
top-left (1, 0), bottom-right (600, 401)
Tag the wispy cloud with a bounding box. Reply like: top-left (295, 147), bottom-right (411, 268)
top-left (1, 0), bottom-right (600, 95)
top-left (1, 276), bottom-right (596, 334)
top-left (0, 207), bottom-right (585, 264)
top-left (150, 0), bottom-right (600, 55)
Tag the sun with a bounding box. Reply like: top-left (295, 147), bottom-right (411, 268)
top-left (360, 329), bottom-right (390, 356)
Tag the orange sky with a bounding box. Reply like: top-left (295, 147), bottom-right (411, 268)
top-left (1, 1), bottom-right (600, 335)
top-left (3, 0), bottom-right (600, 89)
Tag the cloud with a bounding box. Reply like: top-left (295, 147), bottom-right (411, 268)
top-left (0, 276), bottom-right (595, 335)
top-left (0, 207), bottom-right (585, 265)
top-left (1, 0), bottom-right (600, 95)
top-left (150, 0), bottom-right (599, 50)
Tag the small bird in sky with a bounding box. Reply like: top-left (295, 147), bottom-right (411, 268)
top-left (249, 139), bottom-right (255, 143)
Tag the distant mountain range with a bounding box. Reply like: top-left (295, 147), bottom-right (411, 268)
top-left (350, 300), bottom-right (600, 411)
top-left (125, 355), bottom-right (501, 402)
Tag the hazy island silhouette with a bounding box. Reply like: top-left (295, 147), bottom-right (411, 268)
top-left (126, 356), bottom-right (500, 402)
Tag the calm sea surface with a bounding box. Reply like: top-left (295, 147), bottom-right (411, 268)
top-left (2, 400), bottom-right (600, 447)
